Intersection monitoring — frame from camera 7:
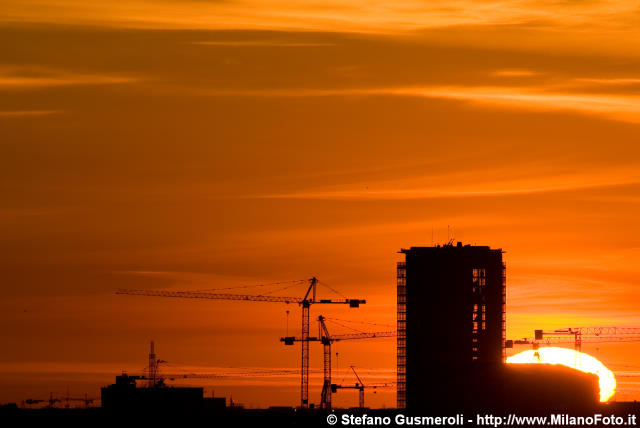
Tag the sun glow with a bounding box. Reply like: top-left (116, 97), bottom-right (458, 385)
top-left (506, 347), bottom-right (616, 402)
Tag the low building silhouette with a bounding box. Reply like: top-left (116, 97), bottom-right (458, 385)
top-left (101, 374), bottom-right (204, 412)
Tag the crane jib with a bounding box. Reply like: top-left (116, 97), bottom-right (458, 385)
top-left (116, 289), bottom-right (365, 306)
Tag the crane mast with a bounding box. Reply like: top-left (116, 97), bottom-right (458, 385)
top-left (300, 277), bottom-right (315, 408)
top-left (351, 366), bottom-right (365, 408)
top-left (319, 315), bottom-right (332, 410)
top-left (282, 315), bottom-right (395, 410)
top-left (148, 341), bottom-right (156, 388)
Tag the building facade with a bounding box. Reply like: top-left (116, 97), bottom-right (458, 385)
top-left (397, 243), bottom-right (506, 409)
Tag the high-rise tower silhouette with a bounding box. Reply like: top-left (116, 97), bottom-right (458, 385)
top-left (397, 242), bottom-right (505, 409)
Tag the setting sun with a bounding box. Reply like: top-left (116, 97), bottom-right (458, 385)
top-left (507, 347), bottom-right (616, 402)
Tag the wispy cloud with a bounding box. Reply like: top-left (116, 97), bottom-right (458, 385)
top-left (0, 68), bottom-right (138, 89)
top-left (2, 0), bottom-right (639, 35)
top-left (491, 69), bottom-right (541, 77)
top-left (574, 77), bottom-right (640, 86)
top-left (197, 84), bottom-right (640, 124)
top-left (0, 110), bottom-right (61, 117)
top-left (401, 85), bottom-right (640, 124)
top-left (259, 165), bottom-right (640, 201)
top-left (192, 40), bottom-right (335, 47)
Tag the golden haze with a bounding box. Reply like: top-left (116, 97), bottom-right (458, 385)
top-left (1, 0), bottom-right (640, 407)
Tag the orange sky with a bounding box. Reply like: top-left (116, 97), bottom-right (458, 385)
top-left (1, 0), bottom-right (640, 408)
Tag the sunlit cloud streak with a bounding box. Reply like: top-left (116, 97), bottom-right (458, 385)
top-left (0, 68), bottom-right (138, 89)
top-left (575, 78), bottom-right (640, 86)
top-left (2, 0), bottom-right (639, 33)
top-left (259, 166), bottom-right (640, 200)
top-left (490, 69), bottom-right (540, 77)
top-left (192, 41), bottom-right (335, 47)
top-left (196, 85), bottom-right (640, 124)
top-left (0, 110), bottom-right (61, 117)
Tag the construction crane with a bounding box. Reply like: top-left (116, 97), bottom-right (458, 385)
top-left (147, 340), bottom-right (165, 388)
top-left (281, 315), bottom-right (395, 410)
top-left (137, 340), bottom-right (301, 386)
top-left (330, 366), bottom-right (393, 409)
top-left (319, 315), bottom-right (332, 410)
top-left (22, 393), bottom-right (94, 409)
top-left (22, 398), bottom-right (50, 408)
top-left (117, 277), bottom-right (365, 408)
top-left (506, 327), bottom-right (640, 352)
top-left (135, 370), bottom-right (301, 385)
top-left (163, 369), bottom-right (300, 381)
top-left (61, 393), bottom-right (95, 409)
